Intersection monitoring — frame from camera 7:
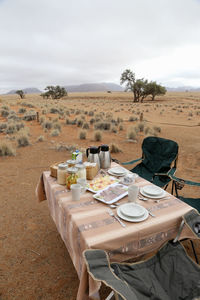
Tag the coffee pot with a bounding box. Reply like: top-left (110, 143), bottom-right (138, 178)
top-left (86, 146), bottom-right (100, 168)
top-left (99, 144), bottom-right (111, 169)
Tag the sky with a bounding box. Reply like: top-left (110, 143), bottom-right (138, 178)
top-left (0, 0), bottom-right (200, 93)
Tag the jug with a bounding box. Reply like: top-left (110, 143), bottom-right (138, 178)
top-left (86, 146), bottom-right (100, 168)
top-left (99, 144), bottom-right (111, 169)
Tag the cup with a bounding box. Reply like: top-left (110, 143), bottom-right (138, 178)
top-left (77, 178), bottom-right (87, 193)
top-left (128, 185), bottom-right (139, 203)
top-left (71, 184), bottom-right (85, 201)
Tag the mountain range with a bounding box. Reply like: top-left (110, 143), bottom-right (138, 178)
top-left (4, 83), bottom-right (200, 94)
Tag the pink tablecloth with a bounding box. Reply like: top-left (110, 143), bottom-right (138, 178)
top-left (36, 169), bottom-right (195, 300)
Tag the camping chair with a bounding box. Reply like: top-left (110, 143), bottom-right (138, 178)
top-left (84, 209), bottom-right (200, 300)
top-left (121, 136), bottom-right (178, 191)
top-left (168, 170), bottom-right (200, 212)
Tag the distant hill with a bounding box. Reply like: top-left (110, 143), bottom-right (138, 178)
top-left (64, 82), bottom-right (123, 92)
top-left (7, 87), bottom-right (42, 94)
top-left (166, 86), bottom-right (200, 92)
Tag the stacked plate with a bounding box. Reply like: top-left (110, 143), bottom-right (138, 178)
top-left (117, 203), bottom-right (149, 222)
top-left (140, 185), bottom-right (166, 199)
top-left (108, 167), bottom-right (127, 177)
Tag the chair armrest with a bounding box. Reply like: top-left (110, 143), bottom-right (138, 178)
top-left (121, 157), bottom-right (142, 166)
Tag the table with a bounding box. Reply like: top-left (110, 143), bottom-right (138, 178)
top-left (36, 164), bottom-right (195, 300)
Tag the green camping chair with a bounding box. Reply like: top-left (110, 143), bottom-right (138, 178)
top-left (168, 170), bottom-right (200, 212)
top-left (122, 136), bottom-right (178, 191)
top-left (84, 210), bottom-right (200, 300)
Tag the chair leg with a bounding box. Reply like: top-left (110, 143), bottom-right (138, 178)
top-left (105, 291), bottom-right (115, 300)
top-left (190, 240), bottom-right (199, 264)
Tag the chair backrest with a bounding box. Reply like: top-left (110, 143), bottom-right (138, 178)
top-left (141, 136), bottom-right (178, 173)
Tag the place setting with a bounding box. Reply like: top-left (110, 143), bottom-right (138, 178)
top-left (139, 185), bottom-right (170, 201)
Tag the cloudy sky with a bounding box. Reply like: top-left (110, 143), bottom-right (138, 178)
top-left (0, 0), bottom-right (200, 93)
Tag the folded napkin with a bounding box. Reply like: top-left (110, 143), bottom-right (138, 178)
top-left (35, 173), bottom-right (46, 202)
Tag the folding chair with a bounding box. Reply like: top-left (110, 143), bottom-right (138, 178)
top-left (84, 210), bottom-right (200, 300)
top-left (121, 136), bottom-right (178, 192)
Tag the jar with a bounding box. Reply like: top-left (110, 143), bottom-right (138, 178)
top-left (76, 164), bottom-right (86, 179)
top-left (66, 167), bottom-right (78, 190)
top-left (57, 164), bottom-right (67, 185)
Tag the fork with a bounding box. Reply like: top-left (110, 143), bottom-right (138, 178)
top-left (107, 209), bottom-right (126, 227)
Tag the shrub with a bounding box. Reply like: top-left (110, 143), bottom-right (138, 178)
top-left (17, 134), bottom-right (30, 147)
top-left (23, 111), bottom-right (37, 121)
top-left (50, 107), bottom-right (60, 114)
top-left (95, 121), bottom-right (111, 130)
top-left (0, 141), bottom-right (16, 156)
top-left (138, 122), bottom-right (145, 132)
top-left (94, 131), bottom-right (102, 141)
top-left (39, 116), bottom-right (45, 124)
top-left (90, 118), bottom-right (95, 125)
top-left (79, 130), bottom-right (87, 140)
top-left (18, 108), bottom-right (26, 114)
top-left (119, 124), bottom-right (124, 131)
top-left (2, 105), bottom-right (9, 110)
top-left (42, 121), bottom-right (52, 130)
top-left (111, 126), bottom-right (118, 133)
top-left (37, 135), bottom-right (44, 142)
top-left (89, 111), bottom-right (94, 116)
top-left (51, 129), bottom-right (60, 136)
top-left (0, 123), bottom-right (7, 132)
top-left (127, 128), bottom-right (137, 140)
top-left (153, 126), bottom-right (161, 133)
top-left (129, 115), bottom-right (138, 122)
top-left (53, 122), bottom-right (61, 131)
top-left (110, 143), bottom-right (122, 153)
top-left (82, 122), bottom-right (89, 129)
top-left (1, 109), bottom-right (9, 117)
top-left (77, 119), bottom-right (84, 127)
top-left (6, 123), bottom-right (17, 134)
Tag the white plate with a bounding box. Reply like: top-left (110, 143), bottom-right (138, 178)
top-left (140, 187), bottom-right (167, 199)
top-left (117, 206), bottom-right (149, 222)
top-left (108, 170), bottom-right (127, 177)
top-left (142, 185), bottom-right (163, 196)
top-left (93, 183), bottom-right (128, 204)
top-left (109, 167), bottom-right (127, 175)
top-left (120, 203), bottom-right (145, 218)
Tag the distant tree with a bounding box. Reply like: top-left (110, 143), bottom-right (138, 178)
top-left (16, 90), bottom-right (25, 99)
top-left (120, 69), bottom-right (166, 102)
top-left (41, 85), bottom-right (68, 99)
top-left (145, 81), bottom-right (167, 101)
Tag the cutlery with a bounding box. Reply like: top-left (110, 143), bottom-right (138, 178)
top-left (147, 209), bottom-right (156, 217)
top-left (107, 209), bottom-right (126, 227)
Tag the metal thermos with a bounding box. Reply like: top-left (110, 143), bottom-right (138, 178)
top-left (99, 144), bottom-right (111, 169)
top-left (86, 146), bottom-right (100, 168)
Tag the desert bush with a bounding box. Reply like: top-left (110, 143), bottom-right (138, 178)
top-left (6, 123), bottom-right (17, 134)
top-left (153, 126), bottom-right (161, 133)
top-left (2, 105), bottom-right (9, 110)
top-left (23, 110), bottom-right (37, 121)
top-left (111, 126), bottom-right (118, 133)
top-left (42, 109), bottom-right (47, 114)
top-left (95, 121), bottom-right (111, 131)
top-left (21, 102), bottom-right (34, 108)
top-left (0, 123), bottom-right (7, 132)
top-left (50, 107), bottom-right (60, 114)
top-left (119, 124), bottom-right (124, 131)
top-left (138, 122), bottom-right (145, 132)
top-left (89, 111), bottom-right (94, 116)
top-left (77, 118), bottom-right (84, 127)
top-left (94, 131), bottom-right (102, 141)
top-left (18, 108), bottom-right (26, 114)
top-left (53, 122), bottom-right (61, 131)
top-left (42, 121), bottom-right (52, 130)
top-left (17, 134), bottom-right (30, 147)
top-left (90, 118), bottom-right (95, 125)
top-left (51, 129), bottom-right (60, 136)
top-left (82, 122), bottom-right (89, 129)
top-left (0, 141), bottom-right (16, 156)
top-left (37, 135), bottom-right (44, 142)
top-left (7, 112), bottom-right (19, 121)
top-left (79, 130), bottom-right (87, 140)
top-left (1, 109), bottom-right (9, 117)
top-left (188, 112), bottom-right (193, 117)
top-left (39, 116), bottom-right (45, 124)
top-left (75, 109), bottom-right (81, 115)
top-left (129, 115), bottom-right (138, 122)
top-left (110, 143), bottom-right (122, 153)
top-left (127, 128), bottom-right (137, 140)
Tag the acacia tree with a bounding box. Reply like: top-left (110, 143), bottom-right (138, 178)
top-left (120, 69), bottom-right (166, 102)
top-left (16, 90), bottom-right (25, 99)
top-left (41, 85), bottom-right (68, 99)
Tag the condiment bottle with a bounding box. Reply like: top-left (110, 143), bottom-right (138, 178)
top-left (57, 164), bottom-right (67, 185)
top-left (66, 167), bottom-right (78, 190)
top-left (76, 164), bottom-right (86, 179)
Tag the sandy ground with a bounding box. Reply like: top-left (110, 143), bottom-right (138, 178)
top-left (0, 92), bottom-right (200, 299)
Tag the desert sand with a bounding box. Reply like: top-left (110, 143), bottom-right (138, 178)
top-left (0, 91), bottom-right (200, 299)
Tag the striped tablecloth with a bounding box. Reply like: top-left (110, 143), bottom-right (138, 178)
top-left (36, 166), bottom-right (195, 300)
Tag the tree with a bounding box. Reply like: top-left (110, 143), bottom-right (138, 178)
top-left (120, 69), bottom-right (166, 102)
top-left (16, 90), bottom-right (25, 99)
top-left (145, 81), bottom-right (166, 101)
top-left (41, 85), bottom-right (68, 99)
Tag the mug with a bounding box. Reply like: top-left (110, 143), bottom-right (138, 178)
top-left (77, 178), bottom-right (87, 192)
top-left (71, 184), bottom-right (85, 201)
top-left (128, 185), bottom-right (139, 203)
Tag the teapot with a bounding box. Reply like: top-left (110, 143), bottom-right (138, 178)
top-left (86, 146), bottom-right (100, 168)
top-left (99, 144), bottom-right (111, 169)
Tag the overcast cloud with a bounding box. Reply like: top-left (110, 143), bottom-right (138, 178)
top-left (0, 0), bottom-right (200, 92)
